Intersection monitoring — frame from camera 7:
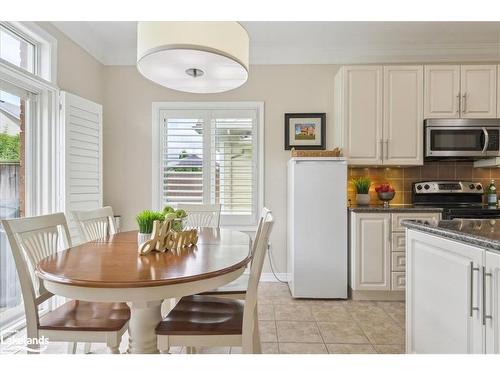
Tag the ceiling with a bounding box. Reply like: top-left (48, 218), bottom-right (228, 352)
top-left (52, 21), bottom-right (500, 65)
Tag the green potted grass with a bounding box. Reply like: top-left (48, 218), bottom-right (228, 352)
top-left (136, 210), bottom-right (165, 246)
top-left (351, 177), bottom-right (371, 206)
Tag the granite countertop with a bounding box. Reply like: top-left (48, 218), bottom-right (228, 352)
top-left (348, 204), bottom-right (443, 213)
top-left (402, 219), bottom-right (500, 253)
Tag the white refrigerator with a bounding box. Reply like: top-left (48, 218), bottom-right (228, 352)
top-left (287, 157), bottom-right (347, 298)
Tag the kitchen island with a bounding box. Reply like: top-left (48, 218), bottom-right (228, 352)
top-left (402, 219), bottom-right (500, 354)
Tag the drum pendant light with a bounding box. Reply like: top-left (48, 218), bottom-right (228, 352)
top-left (137, 22), bottom-right (249, 93)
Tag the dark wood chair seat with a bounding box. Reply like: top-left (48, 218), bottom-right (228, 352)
top-left (156, 295), bottom-right (244, 336)
top-left (197, 274), bottom-right (248, 295)
top-left (38, 300), bottom-right (130, 332)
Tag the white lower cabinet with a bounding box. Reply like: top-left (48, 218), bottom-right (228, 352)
top-left (351, 213), bottom-right (391, 291)
top-left (350, 211), bottom-right (441, 299)
top-left (407, 229), bottom-right (500, 354)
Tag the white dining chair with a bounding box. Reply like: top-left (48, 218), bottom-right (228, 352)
top-left (2, 213), bottom-right (130, 354)
top-left (72, 206), bottom-right (117, 242)
top-left (198, 207), bottom-right (271, 300)
top-left (156, 212), bottom-right (274, 354)
top-left (72, 206), bottom-right (120, 353)
top-left (177, 204), bottom-right (221, 228)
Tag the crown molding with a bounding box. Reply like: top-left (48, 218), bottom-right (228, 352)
top-left (51, 21), bottom-right (500, 66)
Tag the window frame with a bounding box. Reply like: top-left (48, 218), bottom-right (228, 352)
top-left (0, 22), bottom-right (57, 84)
top-left (152, 101), bottom-right (264, 230)
top-left (0, 35), bottom-right (61, 333)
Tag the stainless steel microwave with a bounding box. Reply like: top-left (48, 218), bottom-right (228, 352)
top-left (425, 118), bottom-right (500, 160)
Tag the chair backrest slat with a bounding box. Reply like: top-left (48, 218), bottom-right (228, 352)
top-left (252, 207), bottom-right (271, 256)
top-left (72, 206), bottom-right (116, 242)
top-left (241, 210), bottom-right (274, 345)
top-left (176, 204), bottom-right (221, 228)
top-left (2, 213), bottom-right (72, 335)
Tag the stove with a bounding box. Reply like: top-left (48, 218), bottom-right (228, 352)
top-left (412, 180), bottom-right (500, 220)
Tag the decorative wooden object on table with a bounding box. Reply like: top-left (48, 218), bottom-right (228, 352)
top-left (290, 147), bottom-right (342, 157)
top-left (138, 218), bottom-right (198, 255)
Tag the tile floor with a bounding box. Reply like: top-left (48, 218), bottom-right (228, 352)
top-left (9, 282), bottom-right (405, 354)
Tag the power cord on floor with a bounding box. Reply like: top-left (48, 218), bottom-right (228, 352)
top-left (267, 242), bottom-right (288, 284)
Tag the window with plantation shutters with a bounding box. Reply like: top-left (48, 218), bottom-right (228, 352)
top-left (155, 103), bottom-right (263, 228)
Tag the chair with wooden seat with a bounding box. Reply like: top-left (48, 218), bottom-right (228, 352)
top-left (72, 206), bottom-right (117, 242)
top-left (2, 213), bottom-right (130, 354)
top-left (177, 204), bottom-right (221, 228)
top-left (71, 206), bottom-right (120, 353)
top-left (156, 212), bottom-right (274, 354)
top-left (198, 207), bottom-right (271, 299)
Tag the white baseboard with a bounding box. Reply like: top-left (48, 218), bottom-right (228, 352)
top-left (260, 273), bottom-right (289, 282)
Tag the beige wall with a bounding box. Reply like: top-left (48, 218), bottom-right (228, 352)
top-left (36, 22), bottom-right (104, 103)
top-left (102, 64), bottom-right (341, 272)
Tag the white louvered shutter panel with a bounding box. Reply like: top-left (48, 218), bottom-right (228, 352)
top-left (162, 110), bottom-right (206, 206)
top-left (211, 109), bottom-right (257, 226)
top-left (61, 92), bottom-right (102, 244)
top-left (160, 105), bottom-right (260, 227)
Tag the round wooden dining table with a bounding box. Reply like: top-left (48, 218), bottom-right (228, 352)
top-left (36, 228), bottom-right (252, 354)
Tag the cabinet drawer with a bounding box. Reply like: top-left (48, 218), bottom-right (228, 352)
top-left (392, 251), bottom-right (406, 272)
top-left (391, 232), bottom-right (406, 252)
top-left (391, 271), bottom-right (406, 291)
top-left (391, 212), bottom-right (441, 232)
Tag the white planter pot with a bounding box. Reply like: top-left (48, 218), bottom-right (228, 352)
top-left (137, 232), bottom-right (151, 247)
top-left (356, 193), bottom-right (370, 206)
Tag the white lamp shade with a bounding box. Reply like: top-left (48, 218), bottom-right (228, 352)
top-left (137, 22), bottom-right (249, 93)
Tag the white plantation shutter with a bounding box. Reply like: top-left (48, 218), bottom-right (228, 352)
top-left (211, 110), bottom-right (256, 225)
top-left (61, 92), bottom-right (102, 244)
top-left (159, 103), bottom-right (262, 227)
top-left (162, 111), bottom-right (206, 206)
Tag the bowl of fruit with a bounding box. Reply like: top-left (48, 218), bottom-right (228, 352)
top-left (163, 206), bottom-right (188, 231)
top-left (375, 183), bottom-right (396, 207)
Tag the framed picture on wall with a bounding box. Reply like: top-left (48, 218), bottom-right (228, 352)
top-left (284, 113), bottom-right (326, 150)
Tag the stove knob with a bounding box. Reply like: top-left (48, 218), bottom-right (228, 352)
top-left (416, 185), bottom-right (422, 191)
top-left (424, 184), bottom-right (430, 190)
top-left (469, 184), bottom-right (475, 190)
top-left (476, 184), bottom-right (482, 190)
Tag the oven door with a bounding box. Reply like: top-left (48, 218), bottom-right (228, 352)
top-left (426, 126), bottom-right (500, 159)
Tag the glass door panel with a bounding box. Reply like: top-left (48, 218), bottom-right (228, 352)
top-left (0, 81), bottom-right (29, 329)
top-left (430, 129), bottom-right (484, 151)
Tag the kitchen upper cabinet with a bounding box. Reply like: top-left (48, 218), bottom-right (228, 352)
top-left (406, 230), bottom-right (484, 354)
top-left (460, 65), bottom-right (497, 118)
top-left (383, 66), bottom-right (424, 165)
top-left (335, 65), bottom-right (423, 166)
top-left (485, 251), bottom-right (500, 354)
top-left (350, 212), bottom-right (391, 291)
top-left (424, 64), bottom-right (497, 119)
top-left (337, 66), bottom-right (383, 165)
top-left (424, 65), bottom-right (460, 118)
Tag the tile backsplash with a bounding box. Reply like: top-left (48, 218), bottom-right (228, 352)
top-left (348, 162), bottom-right (500, 206)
